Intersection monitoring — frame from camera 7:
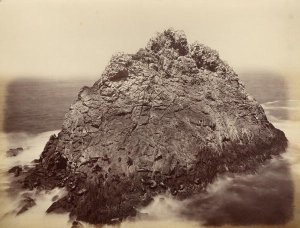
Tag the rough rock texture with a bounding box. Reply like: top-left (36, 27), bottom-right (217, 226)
top-left (23, 29), bottom-right (287, 224)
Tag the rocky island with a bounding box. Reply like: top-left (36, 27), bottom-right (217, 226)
top-left (20, 29), bottom-right (287, 224)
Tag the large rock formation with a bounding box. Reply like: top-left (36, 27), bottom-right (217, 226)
top-left (23, 29), bottom-right (287, 224)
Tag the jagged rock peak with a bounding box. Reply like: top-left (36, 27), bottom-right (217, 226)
top-left (146, 28), bottom-right (189, 55)
top-left (94, 28), bottom-right (237, 89)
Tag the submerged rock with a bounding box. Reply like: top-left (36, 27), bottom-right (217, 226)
top-left (6, 147), bottom-right (23, 157)
top-left (23, 28), bottom-right (287, 224)
top-left (8, 165), bottom-right (22, 177)
top-left (17, 195), bottom-right (36, 215)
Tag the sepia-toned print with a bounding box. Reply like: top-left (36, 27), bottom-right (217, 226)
top-left (0, 1), bottom-right (299, 228)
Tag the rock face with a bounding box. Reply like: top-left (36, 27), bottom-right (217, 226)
top-left (23, 29), bottom-right (287, 224)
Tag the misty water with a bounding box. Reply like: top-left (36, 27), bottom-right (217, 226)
top-left (0, 75), bottom-right (299, 228)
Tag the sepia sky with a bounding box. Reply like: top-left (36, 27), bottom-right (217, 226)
top-left (0, 0), bottom-right (299, 80)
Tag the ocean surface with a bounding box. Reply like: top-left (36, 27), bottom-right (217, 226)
top-left (0, 74), bottom-right (300, 228)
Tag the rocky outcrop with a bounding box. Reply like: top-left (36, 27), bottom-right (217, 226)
top-left (23, 29), bottom-right (287, 224)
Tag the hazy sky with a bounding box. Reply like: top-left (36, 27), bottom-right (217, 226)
top-left (0, 0), bottom-right (299, 80)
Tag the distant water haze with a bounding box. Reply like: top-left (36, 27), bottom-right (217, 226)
top-left (3, 78), bottom-right (94, 134)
